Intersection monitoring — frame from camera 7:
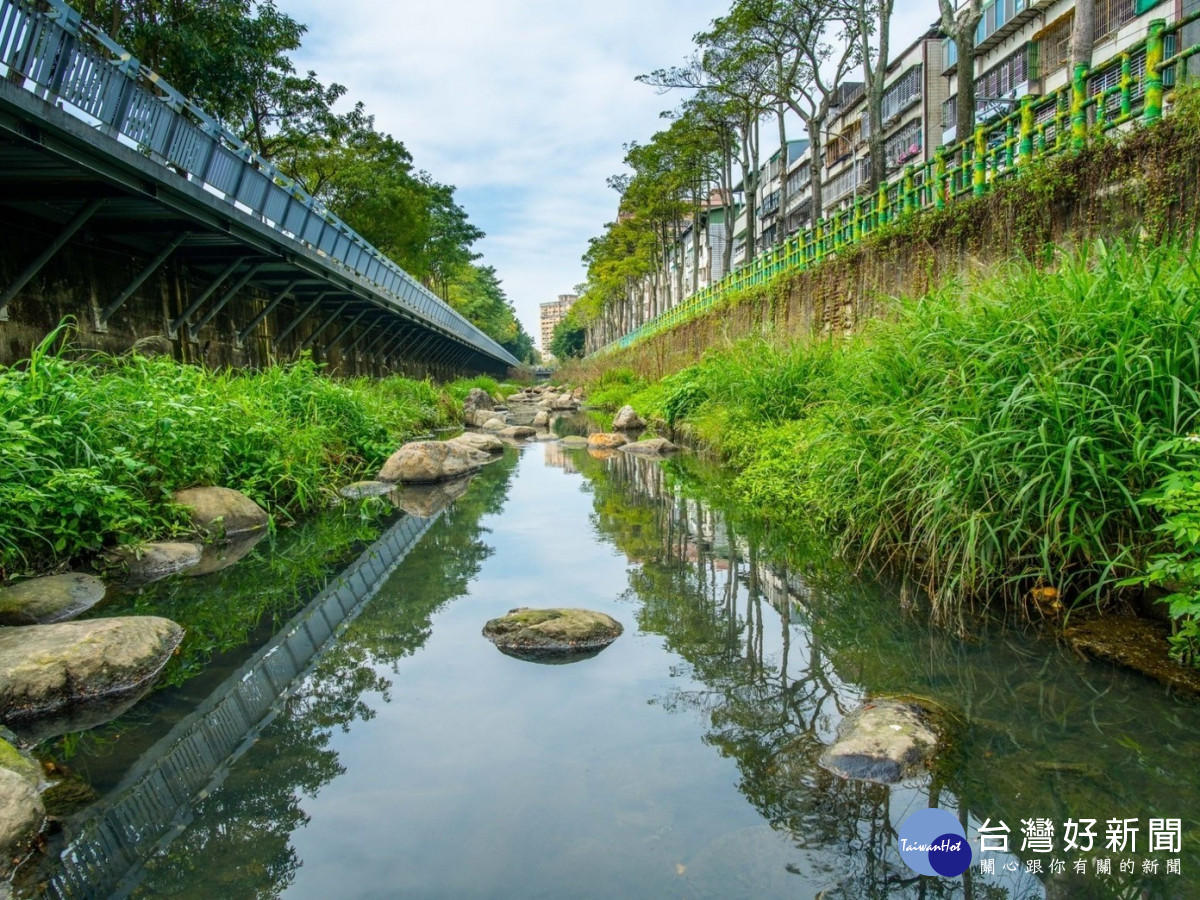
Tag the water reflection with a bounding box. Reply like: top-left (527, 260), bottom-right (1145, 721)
top-left (577, 449), bottom-right (1200, 899)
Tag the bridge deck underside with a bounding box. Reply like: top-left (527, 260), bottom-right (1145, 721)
top-left (0, 81), bottom-right (512, 376)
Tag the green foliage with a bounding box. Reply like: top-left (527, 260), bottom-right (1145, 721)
top-left (0, 330), bottom-right (468, 577)
top-left (585, 367), bottom-right (648, 411)
top-left (1125, 442), bottom-right (1200, 666)
top-left (550, 312), bottom-right (587, 360)
top-left (603, 241), bottom-right (1200, 619)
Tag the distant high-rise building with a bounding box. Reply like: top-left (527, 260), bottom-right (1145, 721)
top-left (539, 293), bottom-right (578, 354)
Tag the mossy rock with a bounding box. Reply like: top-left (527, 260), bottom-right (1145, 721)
top-left (483, 607), bottom-right (623, 662)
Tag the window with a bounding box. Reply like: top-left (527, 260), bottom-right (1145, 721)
top-left (1095, 0), bottom-right (1136, 40)
top-left (882, 66), bottom-right (923, 122)
top-left (942, 46), bottom-right (1031, 130)
top-left (1036, 14), bottom-right (1074, 78)
top-left (884, 121), bottom-right (923, 170)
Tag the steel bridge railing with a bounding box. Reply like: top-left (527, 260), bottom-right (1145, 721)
top-left (0, 0), bottom-right (519, 368)
top-left (594, 13), bottom-right (1200, 357)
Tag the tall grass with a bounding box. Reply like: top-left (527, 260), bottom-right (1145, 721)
top-left (0, 328), bottom-right (464, 576)
top-left (614, 241), bottom-right (1200, 620)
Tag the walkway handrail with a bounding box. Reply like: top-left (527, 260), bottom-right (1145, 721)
top-left (0, 0), bottom-right (519, 367)
top-left (592, 13), bottom-right (1200, 357)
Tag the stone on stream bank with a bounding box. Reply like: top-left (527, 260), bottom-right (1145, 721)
top-left (622, 438), bottom-right (680, 456)
top-left (0, 734), bottom-right (44, 883)
top-left (461, 388), bottom-right (495, 424)
top-left (378, 441), bottom-right (489, 484)
top-left (613, 406), bottom-right (645, 431)
top-left (587, 433), bottom-right (627, 450)
top-left (0, 574), bottom-right (107, 626)
top-left (559, 436), bottom-right (590, 449)
top-left (498, 426), bottom-right (536, 440)
top-left (533, 410), bottom-right (550, 428)
top-left (172, 486), bottom-right (269, 539)
top-left (0, 617), bottom-right (184, 726)
top-left (482, 607), bottom-right (623, 662)
top-left (449, 432), bottom-right (504, 454)
top-left (114, 541), bottom-right (204, 581)
top-left (817, 699), bottom-right (939, 785)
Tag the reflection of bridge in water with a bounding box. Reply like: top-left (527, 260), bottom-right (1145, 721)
top-left (46, 512), bottom-right (440, 899)
top-left (0, 0), bottom-right (516, 374)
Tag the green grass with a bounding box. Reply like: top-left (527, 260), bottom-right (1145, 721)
top-left (604, 240), bottom-right (1200, 621)
top-left (0, 326), bottom-right (478, 577)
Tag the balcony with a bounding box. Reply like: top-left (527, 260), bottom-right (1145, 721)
top-left (942, 0), bottom-right (1047, 75)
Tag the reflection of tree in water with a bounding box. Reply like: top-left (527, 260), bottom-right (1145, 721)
top-left (582, 451), bottom-right (1197, 900)
top-left (128, 453), bottom-right (521, 899)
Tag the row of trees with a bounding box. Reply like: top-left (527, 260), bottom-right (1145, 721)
top-left (71, 0), bottom-right (536, 362)
top-left (571, 0), bottom-right (1102, 354)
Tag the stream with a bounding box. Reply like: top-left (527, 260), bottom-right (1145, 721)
top-left (20, 437), bottom-right (1200, 899)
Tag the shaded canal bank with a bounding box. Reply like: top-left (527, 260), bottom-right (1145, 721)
top-left (18, 440), bottom-right (1200, 898)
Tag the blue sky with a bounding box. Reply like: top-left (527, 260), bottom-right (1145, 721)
top-left (279, 0), bottom-right (933, 348)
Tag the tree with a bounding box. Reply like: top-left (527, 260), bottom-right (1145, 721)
top-left (937, 0), bottom-right (986, 145)
top-left (855, 0), bottom-right (895, 189)
top-left (549, 313), bottom-right (586, 360)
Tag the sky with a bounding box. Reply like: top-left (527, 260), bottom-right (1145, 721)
top-left (279, 0), bottom-right (935, 349)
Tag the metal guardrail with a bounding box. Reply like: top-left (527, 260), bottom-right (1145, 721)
top-left (0, 0), bottom-right (519, 368)
top-left (594, 13), bottom-right (1200, 357)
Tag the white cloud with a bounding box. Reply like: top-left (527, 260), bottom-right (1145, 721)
top-left (280, 0), bottom-right (940, 347)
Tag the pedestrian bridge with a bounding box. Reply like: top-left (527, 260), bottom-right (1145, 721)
top-left (0, 0), bottom-right (518, 374)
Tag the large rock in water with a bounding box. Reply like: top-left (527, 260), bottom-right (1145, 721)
top-left (533, 410), bottom-right (550, 428)
top-left (499, 426), bottom-right (536, 440)
top-left (483, 607), bottom-right (623, 662)
top-left (114, 541), bottom-right (203, 581)
top-left (172, 486), bottom-right (268, 538)
top-left (818, 700), bottom-right (938, 785)
top-left (621, 437), bottom-right (680, 456)
top-left (0, 617), bottom-right (183, 723)
top-left (587, 433), bottom-right (628, 450)
top-left (0, 574), bottom-right (107, 626)
top-left (613, 405), bottom-right (646, 431)
top-left (449, 432), bottom-right (504, 454)
top-left (0, 747), bottom-right (43, 881)
top-left (378, 441), bottom-right (488, 484)
top-left (461, 387), bottom-right (495, 423)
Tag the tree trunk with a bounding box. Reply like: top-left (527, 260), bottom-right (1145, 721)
top-left (955, 29), bottom-right (977, 145)
top-left (1071, 0), bottom-right (1096, 68)
top-left (808, 120), bottom-right (825, 224)
top-left (776, 100), bottom-right (789, 244)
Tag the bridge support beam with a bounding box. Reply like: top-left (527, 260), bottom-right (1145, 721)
top-left (0, 197), bottom-right (105, 319)
top-left (190, 262), bottom-right (267, 336)
top-left (319, 310), bottom-right (367, 356)
top-left (342, 321), bottom-right (379, 363)
top-left (273, 293), bottom-right (328, 345)
top-left (236, 280), bottom-right (299, 345)
top-left (299, 301), bottom-right (350, 351)
top-left (168, 257), bottom-right (245, 337)
top-left (98, 231), bottom-right (189, 327)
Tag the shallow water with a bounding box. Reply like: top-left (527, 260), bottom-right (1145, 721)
top-left (26, 441), bottom-right (1200, 899)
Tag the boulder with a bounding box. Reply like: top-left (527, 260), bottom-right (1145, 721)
top-left (559, 436), bottom-right (590, 449)
top-left (0, 762), bottom-right (43, 881)
top-left (448, 432), bottom-right (504, 454)
top-left (391, 477), bottom-right (472, 517)
top-left (466, 409), bottom-right (494, 427)
top-left (0, 617), bottom-right (184, 723)
top-left (0, 574), bottom-right (107, 626)
top-left (506, 393), bottom-right (525, 403)
top-left (172, 486), bottom-right (268, 538)
top-left (378, 440), bottom-right (488, 484)
top-left (533, 410), bottom-right (550, 428)
top-left (817, 700), bottom-right (938, 785)
top-left (338, 480), bottom-right (398, 500)
top-left (462, 387), bottom-right (495, 418)
top-left (587, 433), bottom-right (628, 450)
top-left (613, 405), bottom-right (646, 431)
top-left (483, 607), bottom-right (623, 661)
top-left (621, 438), bottom-right (680, 456)
top-left (185, 530), bottom-right (267, 578)
top-left (128, 334), bottom-right (174, 358)
top-left (573, 387), bottom-right (585, 399)
top-left (481, 417), bottom-right (508, 432)
top-left (115, 541), bottom-right (203, 581)
top-left (499, 426), bottom-right (537, 440)
top-left (552, 394), bottom-right (578, 411)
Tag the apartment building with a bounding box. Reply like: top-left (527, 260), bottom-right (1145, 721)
top-left (539, 294), bottom-right (578, 353)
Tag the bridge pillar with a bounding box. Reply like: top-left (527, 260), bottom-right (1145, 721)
top-left (190, 262), bottom-right (267, 337)
top-left (0, 198), bottom-right (105, 320)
